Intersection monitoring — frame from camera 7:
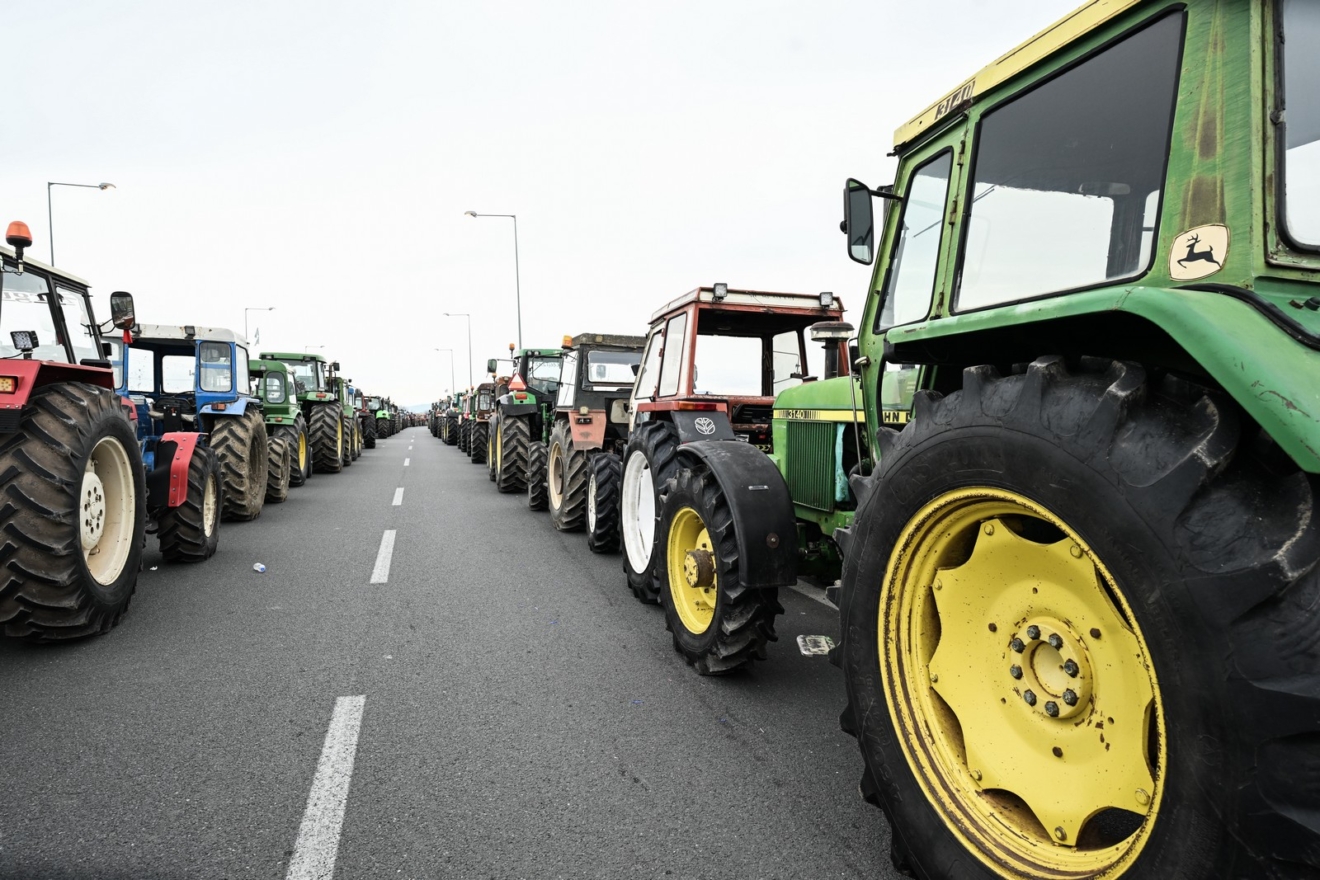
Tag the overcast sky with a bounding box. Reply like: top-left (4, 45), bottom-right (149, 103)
top-left (8, 0), bottom-right (1076, 406)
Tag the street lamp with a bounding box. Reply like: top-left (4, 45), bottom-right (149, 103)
top-left (434, 348), bottom-right (456, 395)
top-left (244, 307), bottom-right (275, 346)
top-left (464, 211), bottom-right (522, 349)
top-left (443, 312), bottom-right (473, 388)
top-left (47, 181), bottom-right (115, 266)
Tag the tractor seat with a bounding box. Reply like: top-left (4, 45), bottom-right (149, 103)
top-left (149, 396), bottom-right (198, 433)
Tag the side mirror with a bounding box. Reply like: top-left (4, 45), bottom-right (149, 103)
top-left (109, 291), bottom-right (136, 330)
top-left (809, 321), bottom-right (855, 343)
top-left (331, 361), bottom-right (340, 371)
top-left (843, 179), bottom-right (875, 265)
top-left (486, 358), bottom-right (497, 374)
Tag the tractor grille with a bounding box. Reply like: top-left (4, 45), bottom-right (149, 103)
top-left (785, 421), bottom-right (836, 511)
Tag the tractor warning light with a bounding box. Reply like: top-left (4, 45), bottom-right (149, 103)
top-left (0, 376), bottom-right (16, 393)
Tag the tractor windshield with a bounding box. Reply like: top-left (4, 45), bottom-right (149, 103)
top-left (0, 272), bottom-right (68, 362)
top-left (367, 397), bottom-right (383, 409)
top-left (287, 361), bottom-right (324, 394)
top-left (585, 350), bottom-right (641, 386)
top-left (1283, 0), bottom-right (1320, 247)
top-left (525, 357), bottom-right (560, 395)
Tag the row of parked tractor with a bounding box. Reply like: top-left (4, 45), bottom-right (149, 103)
top-left (0, 221), bottom-right (410, 640)
top-left (427, 286), bottom-right (859, 673)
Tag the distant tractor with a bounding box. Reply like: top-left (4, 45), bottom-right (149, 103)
top-left (326, 362), bottom-right (359, 466)
top-left (441, 393), bottom-right (462, 446)
top-left (489, 347), bottom-right (563, 493)
top-left (530, 334), bottom-right (644, 549)
top-left (467, 382), bottom-right (496, 465)
top-left (259, 352), bottom-right (347, 474)
top-left (0, 225), bottom-right (151, 639)
top-left (250, 358), bottom-right (310, 488)
top-left (351, 387), bottom-right (376, 449)
top-left (364, 395), bottom-right (386, 444)
top-left (115, 323), bottom-right (269, 523)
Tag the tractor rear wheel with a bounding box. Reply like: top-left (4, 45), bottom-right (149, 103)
top-left (459, 421), bottom-right (469, 453)
top-left (310, 403), bottom-right (344, 473)
top-left (158, 444), bottom-right (221, 564)
top-left (265, 435), bottom-right (292, 503)
top-left (274, 419), bottom-right (311, 487)
top-left (211, 409), bottom-right (268, 521)
top-left (839, 357), bottom-right (1320, 880)
top-left (527, 441), bottom-right (549, 510)
top-left (487, 418), bottom-right (498, 480)
top-left (445, 415), bottom-right (458, 446)
top-left (470, 422), bottom-right (488, 464)
top-left (587, 452), bottom-right (622, 554)
top-left (496, 416), bottom-right (530, 493)
top-left (377, 416), bottom-right (390, 439)
top-left (364, 417), bottom-right (377, 449)
top-left (621, 421), bottom-right (679, 604)
top-left (658, 466), bottom-right (780, 674)
top-left (0, 383), bottom-right (146, 641)
top-left (341, 415), bottom-right (354, 467)
top-left (548, 421), bottom-right (588, 531)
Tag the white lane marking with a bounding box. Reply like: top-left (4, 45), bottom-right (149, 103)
top-left (404, 458), bottom-right (410, 467)
top-left (370, 530), bottom-right (396, 584)
top-left (392, 488), bottom-right (404, 506)
top-left (286, 695), bottom-right (367, 880)
top-left (787, 581), bottom-right (833, 608)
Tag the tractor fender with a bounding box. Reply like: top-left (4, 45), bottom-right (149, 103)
top-left (675, 440), bottom-right (798, 589)
top-left (199, 397), bottom-right (253, 417)
top-left (149, 432), bottom-right (202, 509)
top-left (499, 403), bottom-right (539, 418)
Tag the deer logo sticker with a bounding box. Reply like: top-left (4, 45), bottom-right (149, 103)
top-left (1169, 224), bottom-right (1229, 281)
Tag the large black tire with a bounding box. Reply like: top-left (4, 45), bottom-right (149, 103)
top-left (341, 415), bottom-right (355, 467)
top-left (445, 415), bottom-right (458, 446)
top-left (158, 444), bottom-right (221, 564)
top-left (495, 415), bottom-right (530, 493)
top-left (377, 416), bottom-right (391, 439)
top-left (0, 383), bottom-right (146, 641)
top-left (527, 441), bottom-right (549, 510)
top-left (621, 421), bottom-right (680, 604)
top-left (363, 417), bottom-right (377, 449)
top-left (657, 465), bottom-right (781, 674)
top-left (837, 357), bottom-right (1320, 880)
top-left (487, 417), bottom-right (499, 481)
top-left (459, 421), bottom-right (469, 453)
top-left (210, 409), bottom-right (268, 522)
top-left (265, 435), bottom-right (292, 503)
top-left (586, 452), bottom-right (622, 554)
top-left (548, 421), bottom-right (588, 531)
top-left (470, 422), bottom-right (488, 464)
top-left (273, 418), bottom-right (311, 487)
top-left (309, 403), bottom-right (344, 474)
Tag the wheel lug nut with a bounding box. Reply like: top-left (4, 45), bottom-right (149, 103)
top-left (1063, 659), bottom-right (1079, 677)
top-left (1009, 665), bottom-right (1022, 679)
top-left (1010, 638), bottom-right (1025, 653)
top-left (1023, 690), bottom-right (1037, 706)
top-left (1063, 689), bottom-right (1078, 706)
top-left (1048, 633), bottom-right (1063, 650)
top-left (1026, 625), bottom-right (1040, 640)
top-left (1045, 701), bottom-right (1060, 717)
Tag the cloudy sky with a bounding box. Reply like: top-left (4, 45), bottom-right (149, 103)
top-left (8, 0), bottom-right (1076, 405)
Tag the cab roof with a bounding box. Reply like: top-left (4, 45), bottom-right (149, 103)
top-left (895, 0), bottom-right (1142, 149)
top-left (650, 287), bottom-right (842, 323)
top-left (131, 323), bottom-right (246, 344)
top-left (261, 351), bottom-right (327, 363)
top-left (567, 333), bottom-right (647, 350)
top-left (0, 243), bottom-right (92, 288)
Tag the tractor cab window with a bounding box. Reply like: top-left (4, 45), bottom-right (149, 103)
top-left (162, 354), bottom-right (194, 393)
top-left (586, 350), bottom-right (641, 386)
top-left (235, 347), bottom-right (250, 396)
top-left (633, 329), bottom-right (663, 403)
top-left (264, 373), bottom-right (286, 403)
top-left (0, 270), bottom-right (66, 362)
top-left (478, 390), bottom-right (492, 410)
top-left (1282, 0), bottom-right (1320, 247)
top-left (880, 152), bottom-right (953, 330)
top-left (525, 357), bottom-right (560, 397)
top-left (107, 339), bottom-right (124, 387)
top-left (557, 352), bottom-right (578, 408)
top-left (771, 330), bottom-right (805, 394)
top-left (956, 13), bottom-right (1182, 311)
top-left (288, 361), bottom-right (323, 394)
top-left (657, 313), bottom-right (689, 397)
top-left (199, 342), bottom-right (233, 392)
top-left (693, 334), bottom-right (762, 396)
top-left (56, 287), bottom-right (100, 364)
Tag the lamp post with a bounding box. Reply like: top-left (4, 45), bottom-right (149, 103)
top-left (244, 307), bottom-right (275, 346)
top-left (443, 312), bottom-right (473, 388)
top-left (464, 211), bottom-right (522, 349)
top-left (47, 181), bottom-right (115, 266)
top-left (434, 348), bottom-right (456, 395)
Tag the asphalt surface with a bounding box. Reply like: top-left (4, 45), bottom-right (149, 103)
top-left (0, 426), bottom-right (896, 880)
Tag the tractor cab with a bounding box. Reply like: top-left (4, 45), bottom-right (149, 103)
top-left (555, 332), bottom-right (645, 455)
top-left (628, 286), bottom-right (845, 453)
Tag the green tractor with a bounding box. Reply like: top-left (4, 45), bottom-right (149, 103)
top-left (364, 395), bottom-right (388, 442)
top-left (327, 364), bottom-right (360, 466)
top-left (441, 392), bottom-right (462, 446)
top-left (488, 347), bottom-right (563, 493)
top-left (529, 333), bottom-right (645, 541)
top-left (249, 358), bottom-right (304, 498)
top-left (258, 352), bottom-right (348, 475)
top-left (466, 382), bottom-right (496, 466)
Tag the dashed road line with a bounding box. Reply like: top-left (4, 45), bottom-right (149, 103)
top-left (370, 530), bottom-right (396, 584)
top-left (392, 488), bottom-right (404, 506)
top-left (285, 695), bottom-right (367, 880)
top-left (404, 458), bottom-right (410, 467)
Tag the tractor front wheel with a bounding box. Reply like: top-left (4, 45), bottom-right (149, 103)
top-left (265, 435), bottom-right (292, 503)
top-left (211, 409), bottom-right (268, 521)
top-left (586, 453), bottom-right (622, 554)
top-left (496, 416), bottom-right (530, 493)
top-left (0, 383), bottom-right (146, 640)
top-left (275, 417), bottom-right (311, 487)
top-left (158, 444), bottom-right (222, 564)
top-left (341, 415), bottom-right (355, 467)
top-left (839, 357), bottom-right (1320, 880)
top-left (548, 421), bottom-right (588, 531)
top-left (527, 441), bottom-right (549, 510)
top-left (310, 403), bottom-right (344, 474)
top-left (470, 422), bottom-right (488, 464)
top-left (363, 417), bottom-right (377, 449)
top-left (621, 421), bottom-right (679, 603)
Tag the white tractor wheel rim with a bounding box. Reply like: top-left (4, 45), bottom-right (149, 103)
top-left (587, 472), bottom-right (598, 532)
top-left (622, 452), bottom-right (655, 571)
top-left (203, 473), bottom-right (218, 534)
top-left (549, 443), bottom-right (565, 508)
top-left (82, 435), bottom-right (136, 585)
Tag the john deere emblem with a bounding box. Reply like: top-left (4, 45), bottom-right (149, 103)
top-left (1169, 224), bottom-right (1229, 281)
top-left (694, 417), bottom-right (716, 435)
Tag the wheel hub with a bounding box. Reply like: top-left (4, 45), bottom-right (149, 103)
top-left (683, 548), bottom-right (715, 588)
top-left (80, 466), bottom-right (107, 552)
top-left (1009, 617), bottom-right (1092, 721)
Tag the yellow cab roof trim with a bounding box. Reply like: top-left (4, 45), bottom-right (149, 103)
top-left (894, 0), bottom-right (1145, 150)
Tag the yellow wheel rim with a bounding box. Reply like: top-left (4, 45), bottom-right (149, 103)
top-left (881, 487), bottom-right (1164, 879)
top-left (298, 433), bottom-right (307, 470)
top-left (666, 506), bottom-right (717, 635)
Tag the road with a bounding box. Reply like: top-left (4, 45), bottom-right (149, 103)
top-left (0, 427), bottom-right (895, 880)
